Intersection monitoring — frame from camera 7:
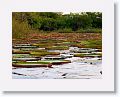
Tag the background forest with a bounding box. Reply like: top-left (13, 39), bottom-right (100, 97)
top-left (12, 12), bottom-right (102, 38)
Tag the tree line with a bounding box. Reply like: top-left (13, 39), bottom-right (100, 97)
top-left (12, 12), bottom-right (102, 38)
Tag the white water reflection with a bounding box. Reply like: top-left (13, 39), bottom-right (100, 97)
top-left (12, 57), bottom-right (102, 79)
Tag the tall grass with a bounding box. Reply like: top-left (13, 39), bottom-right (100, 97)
top-left (12, 19), bottom-right (34, 39)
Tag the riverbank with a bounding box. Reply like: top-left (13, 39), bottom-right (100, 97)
top-left (13, 32), bottom-right (102, 45)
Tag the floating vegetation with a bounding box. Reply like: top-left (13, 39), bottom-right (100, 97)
top-left (12, 39), bottom-right (102, 79)
top-left (37, 60), bottom-right (71, 65)
top-left (43, 56), bottom-right (65, 60)
top-left (46, 46), bottom-right (69, 50)
top-left (12, 62), bottom-right (52, 68)
top-left (12, 59), bottom-right (71, 68)
top-left (12, 51), bottom-right (30, 54)
top-left (30, 51), bottom-right (60, 56)
top-left (12, 57), bottom-right (41, 61)
top-left (74, 53), bottom-right (102, 57)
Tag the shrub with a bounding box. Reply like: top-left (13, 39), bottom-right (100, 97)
top-left (76, 28), bottom-right (102, 33)
top-left (58, 28), bottom-right (73, 33)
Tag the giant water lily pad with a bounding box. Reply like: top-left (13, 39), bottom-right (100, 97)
top-left (12, 62), bottom-right (52, 68)
top-left (43, 56), bottom-right (65, 60)
top-left (12, 54), bottom-right (30, 58)
top-left (13, 45), bottom-right (37, 49)
top-left (46, 46), bottom-right (69, 50)
top-left (37, 60), bottom-right (71, 65)
top-left (12, 51), bottom-right (30, 54)
top-left (12, 59), bottom-right (71, 68)
top-left (30, 51), bottom-right (60, 56)
top-left (13, 57), bottom-right (41, 61)
top-left (74, 53), bottom-right (102, 57)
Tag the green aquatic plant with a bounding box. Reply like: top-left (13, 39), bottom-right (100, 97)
top-left (46, 46), bottom-right (69, 50)
top-left (30, 51), bottom-right (60, 56)
top-left (74, 53), bottom-right (102, 57)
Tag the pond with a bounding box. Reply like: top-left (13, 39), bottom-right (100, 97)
top-left (12, 44), bottom-right (102, 79)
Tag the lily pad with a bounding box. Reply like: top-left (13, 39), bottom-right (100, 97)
top-left (13, 57), bottom-right (41, 61)
top-left (30, 51), bottom-right (60, 56)
top-left (37, 60), bottom-right (71, 65)
top-left (12, 62), bottom-right (52, 68)
top-left (46, 46), bottom-right (69, 50)
top-left (74, 53), bottom-right (102, 57)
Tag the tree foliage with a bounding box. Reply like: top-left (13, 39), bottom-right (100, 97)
top-left (12, 12), bottom-right (102, 38)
